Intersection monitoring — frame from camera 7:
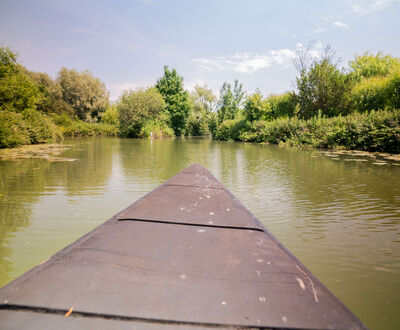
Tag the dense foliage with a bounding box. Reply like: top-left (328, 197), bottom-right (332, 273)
top-left (217, 80), bottom-right (244, 123)
top-left (1, 43), bottom-right (399, 153)
top-left (187, 84), bottom-right (216, 136)
top-left (117, 87), bottom-right (170, 138)
top-left (295, 56), bottom-right (352, 118)
top-left (0, 47), bottom-right (42, 112)
top-left (0, 46), bottom-right (116, 148)
top-left (57, 68), bottom-right (109, 122)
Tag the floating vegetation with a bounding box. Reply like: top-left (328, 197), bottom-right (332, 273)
top-left (0, 144), bottom-right (76, 162)
top-left (319, 149), bottom-right (400, 165)
top-left (343, 159), bottom-right (368, 162)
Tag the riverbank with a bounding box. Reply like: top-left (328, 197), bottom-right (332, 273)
top-left (0, 111), bottom-right (118, 149)
top-left (215, 109), bottom-right (400, 154)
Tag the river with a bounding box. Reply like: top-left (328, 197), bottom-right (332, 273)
top-left (0, 137), bottom-right (399, 329)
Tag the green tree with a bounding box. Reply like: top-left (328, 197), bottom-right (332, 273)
top-left (57, 68), bottom-right (109, 121)
top-left (295, 47), bottom-right (352, 118)
top-left (117, 87), bottom-right (167, 137)
top-left (25, 70), bottom-right (74, 115)
top-left (155, 66), bottom-right (190, 135)
top-left (217, 80), bottom-right (244, 123)
top-left (244, 90), bottom-right (273, 122)
top-left (187, 84), bottom-right (216, 136)
top-left (267, 92), bottom-right (298, 118)
top-left (102, 104), bottom-right (119, 126)
top-left (0, 47), bottom-right (42, 112)
top-left (192, 84), bottom-right (216, 112)
top-left (349, 52), bottom-right (400, 82)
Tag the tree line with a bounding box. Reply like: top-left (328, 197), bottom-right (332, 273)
top-left (1, 44), bottom-right (399, 152)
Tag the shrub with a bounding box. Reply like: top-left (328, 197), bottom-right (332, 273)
top-left (352, 68), bottom-right (400, 112)
top-left (102, 105), bottom-right (119, 126)
top-left (244, 91), bottom-right (273, 122)
top-left (22, 109), bottom-right (63, 144)
top-left (218, 109), bottom-right (400, 153)
top-left (51, 113), bottom-right (118, 137)
top-left (214, 118), bottom-right (249, 141)
top-left (138, 120), bottom-right (174, 139)
top-left (117, 87), bottom-right (167, 138)
top-left (187, 112), bottom-right (210, 136)
top-left (0, 111), bottom-right (30, 148)
top-left (268, 92), bottom-right (298, 118)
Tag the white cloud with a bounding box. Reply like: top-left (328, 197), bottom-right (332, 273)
top-left (194, 49), bottom-right (292, 74)
top-left (193, 44), bottom-right (325, 74)
top-left (333, 21), bottom-right (349, 29)
top-left (352, 0), bottom-right (395, 16)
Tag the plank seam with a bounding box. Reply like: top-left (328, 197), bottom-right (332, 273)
top-left (117, 218), bottom-right (265, 232)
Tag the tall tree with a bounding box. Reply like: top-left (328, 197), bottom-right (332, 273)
top-left (57, 68), bottom-right (109, 121)
top-left (0, 46), bottom-right (42, 112)
top-left (217, 80), bottom-right (244, 123)
top-left (155, 66), bottom-right (190, 135)
top-left (25, 70), bottom-right (74, 115)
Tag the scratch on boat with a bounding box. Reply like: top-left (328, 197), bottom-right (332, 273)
top-left (296, 265), bottom-right (318, 302)
top-left (296, 277), bottom-right (306, 290)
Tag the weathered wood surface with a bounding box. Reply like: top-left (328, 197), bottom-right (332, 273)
top-left (0, 164), bottom-right (366, 329)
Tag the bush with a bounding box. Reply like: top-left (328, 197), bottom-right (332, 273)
top-left (214, 118), bottom-right (249, 141)
top-left (117, 87), bottom-right (167, 138)
top-left (138, 120), bottom-right (174, 139)
top-left (244, 91), bottom-right (273, 122)
top-left (218, 109), bottom-right (400, 153)
top-left (102, 105), bottom-right (119, 126)
top-left (0, 111), bottom-right (30, 148)
top-left (187, 112), bottom-right (210, 136)
top-left (268, 92), bottom-right (298, 118)
top-left (0, 110), bottom-right (62, 148)
top-left (22, 109), bottom-right (63, 144)
top-left (51, 113), bottom-right (118, 137)
top-left (352, 68), bottom-right (400, 112)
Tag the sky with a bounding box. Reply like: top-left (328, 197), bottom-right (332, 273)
top-left (1, 0), bottom-right (399, 100)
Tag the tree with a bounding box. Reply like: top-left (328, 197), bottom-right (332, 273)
top-left (57, 68), bottom-right (109, 121)
top-left (186, 84), bottom-right (216, 136)
top-left (0, 46), bottom-right (42, 112)
top-left (25, 70), bottom-right (74, 115)
top-left (192, 84), bottom-right (216, 113)
top-left (217, 80), bottom-right (244, 123)
top-left (155, 66), bottom-right (190, 135)
top-left (349, 52), bottom-right (400, 82)
top-left (117, 87), bottom-right (166, 137)
top-left (294, 46), bottom-right (352, 118)
top-left (244, 90), bottom-right (273, 122)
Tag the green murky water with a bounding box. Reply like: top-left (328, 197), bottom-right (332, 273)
top-left (0, 137), bottom-right (399, 329)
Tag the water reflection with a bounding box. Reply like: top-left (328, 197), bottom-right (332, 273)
top-left (0, 137), bottom-right (399, 329)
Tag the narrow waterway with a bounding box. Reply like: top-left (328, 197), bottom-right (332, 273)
top-left (0, 137), bottom-right (399, 329)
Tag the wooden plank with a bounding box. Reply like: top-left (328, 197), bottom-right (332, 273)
top-left (0, 164), bottom-right (366, 329)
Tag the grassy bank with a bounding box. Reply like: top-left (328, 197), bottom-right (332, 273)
top-left (216, 109), bottom-right (400, 154)
top-left (0, 111), bottom-right (118, 149)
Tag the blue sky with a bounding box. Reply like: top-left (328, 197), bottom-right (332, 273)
top-left (1, 0), bottom-right (399, 100)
